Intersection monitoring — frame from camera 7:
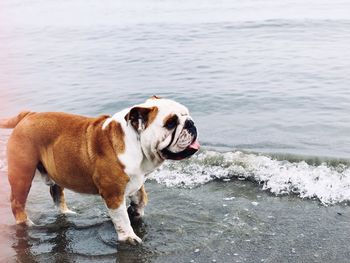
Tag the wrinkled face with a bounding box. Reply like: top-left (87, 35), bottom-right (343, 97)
top-left (125, 97), bottom-right (200, 163)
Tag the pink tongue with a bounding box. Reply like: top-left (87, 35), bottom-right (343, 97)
top-left (188, 140), bottom-right (200, 150)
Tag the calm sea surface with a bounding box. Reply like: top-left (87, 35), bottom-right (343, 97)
top-left (1, 0), bottom-right (350, 262)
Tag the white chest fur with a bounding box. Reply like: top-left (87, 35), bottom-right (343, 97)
top-left (118, 131), bottom-right (146, 197)
top-left (104, 111), bottom-right (149, 197)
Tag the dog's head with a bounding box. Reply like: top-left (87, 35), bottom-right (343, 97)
top-left (125, 96), bottom-right (199, 163)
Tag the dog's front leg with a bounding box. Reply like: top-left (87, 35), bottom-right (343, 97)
top-left (106, 198), bottom-right (142, 244)
top-left (94, 159), bottom-right (142, 244)
top-left (128, 185), bottom-right (148, 220)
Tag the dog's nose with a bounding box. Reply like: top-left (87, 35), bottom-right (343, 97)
top-left (184, 119), bottom-right (194, 129)
top-left (184, 119), bottom-right (197, 137)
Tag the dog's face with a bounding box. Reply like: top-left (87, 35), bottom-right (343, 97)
top-left (125, 97), bottom-right (199, 163)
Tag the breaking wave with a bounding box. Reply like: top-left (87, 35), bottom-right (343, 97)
top-left (149, 150), bottom-right (350, 205)
top-left (0, 160), bottom-right (6, 172)
top-left (0, 135), bottom-right (8, 173)
top-left (1, 133), bottom-right (349, 205)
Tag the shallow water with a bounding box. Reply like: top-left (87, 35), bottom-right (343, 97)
top-left (1, 0), bottom-right (350, 262)
top-left (1, 172), bottom-right (350, 262)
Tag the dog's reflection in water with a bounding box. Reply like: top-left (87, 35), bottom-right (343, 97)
top-left (13, 215), bottom-right (71, 263)
top-left (12, 213), bottom-right (151, 263)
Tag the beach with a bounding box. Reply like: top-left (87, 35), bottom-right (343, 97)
top-left (1, 0), bottom-right (350, 262)
top-left (1, 168), bottom-right (349, 262)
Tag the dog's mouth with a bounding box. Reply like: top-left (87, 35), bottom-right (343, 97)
top-left (158, 119), bottom-right (199, 161)
top-left (160, 139), bottom-right (200, 160)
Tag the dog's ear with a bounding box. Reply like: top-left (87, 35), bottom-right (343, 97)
top-left (124, 106), bottom-right (158, 132)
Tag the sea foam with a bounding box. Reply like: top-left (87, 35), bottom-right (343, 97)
top-left (149, 150), bottom-right (350, 205)
top-left (1, 142), bottom-right (349, 205)
top-left (0, 160), bottom-right (6, 172)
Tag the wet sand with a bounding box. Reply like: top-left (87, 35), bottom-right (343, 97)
top-left (1, 170), bottom-right (349, 263)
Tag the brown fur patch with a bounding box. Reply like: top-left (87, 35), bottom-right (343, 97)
top-left (147, 106), bottom-right (158, 127)
top-left (105, 120), bottom-right (125, 154)
top-left (93, 156), bottom-right (129, 209)
top-left (138, 185), bottom-right (148, 206)
top-left (6, 111), bottom-right (131, 223)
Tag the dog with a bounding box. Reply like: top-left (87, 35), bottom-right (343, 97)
top-left (0, 96), bottom-right (199, 244)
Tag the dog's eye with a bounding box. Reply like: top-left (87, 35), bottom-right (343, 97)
top-left (164, 115), bottom-right (178, 130)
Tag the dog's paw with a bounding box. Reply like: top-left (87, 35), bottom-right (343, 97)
top-left (118, 232), bottom-right (142, 245)
top-left (127, 204), bottom-right (144, 221)
top-left (17, 218), bottom-right (36, 227)
top-left (60, 208), bottom-right (77, 215)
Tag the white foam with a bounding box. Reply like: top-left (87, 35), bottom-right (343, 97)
top-left (1, 142), bottom-right (349, 205)
top-left (0, 130), bottom-right (9, 172)
top-left (0, 138), bottom-right (8, 172)
top-left (0, 159), bottom-right (7, 172)
top-left (149, 151), bottom-right (350, 205)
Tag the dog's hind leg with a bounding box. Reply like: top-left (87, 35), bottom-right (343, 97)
top-left (7, 137), bottom-right (37, 226)
top-left (37, 162), bottom-right (76, 215)
top-left (49, 184), bottom-right (76, 214)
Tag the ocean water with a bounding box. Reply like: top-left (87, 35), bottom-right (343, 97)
top-left (1, 0), bottom-right (350, 262)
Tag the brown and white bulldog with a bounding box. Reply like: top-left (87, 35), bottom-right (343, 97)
top-left (0, 97), bottom-right (199, 244)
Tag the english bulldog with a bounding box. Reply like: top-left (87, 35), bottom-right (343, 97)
top-left (0, 96), bottom-right (199, 244)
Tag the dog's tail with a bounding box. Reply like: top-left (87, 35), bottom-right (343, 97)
top-left (0, 111), bottom-right (32, 129)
